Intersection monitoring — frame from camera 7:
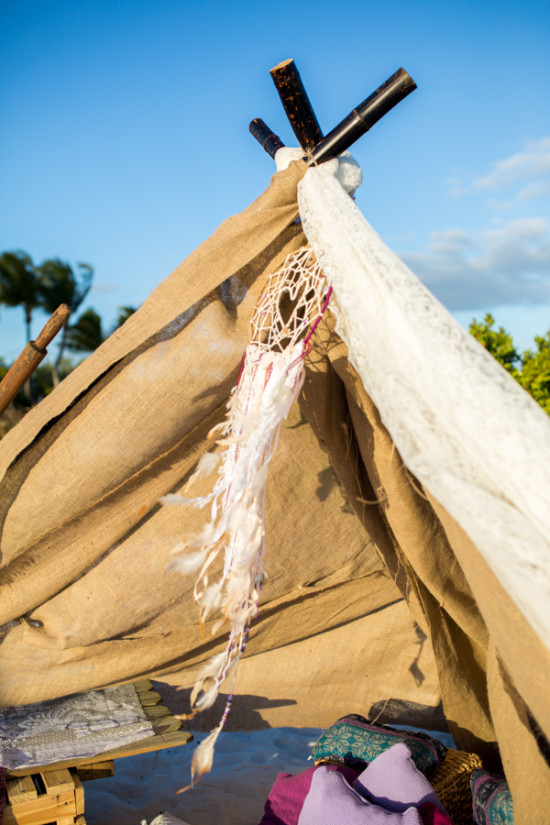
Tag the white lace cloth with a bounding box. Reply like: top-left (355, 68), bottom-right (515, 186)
top-left (298, 160), bottom-right (550, 652)
top-left (0, 683), bottom-right (153, 770)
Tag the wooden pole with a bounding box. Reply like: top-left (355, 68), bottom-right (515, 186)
top-left (308, 68), bottom-right (416, 165)
top-left (269, 59), bottom-right (323, 151)
top-left (0, 304), bottom-right (71, 416)
top-left (248, 119), bottom-right (286, 159)
top-left (250, 65), bottom-right (416, 164)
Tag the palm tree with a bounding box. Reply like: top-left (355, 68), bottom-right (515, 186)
top-left (113, 305), bottom-right (137, 331)
top-left (0, 251), bottom-right (41, 342)
top-left (64, 308), bottom-right (105, 353)
top-left (38, 259), bottom-right (94, 374)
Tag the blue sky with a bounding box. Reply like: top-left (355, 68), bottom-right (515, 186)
top-left (1, 0), bottom-right (549, 362)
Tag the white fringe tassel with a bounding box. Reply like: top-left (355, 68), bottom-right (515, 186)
top-left (168, 340), bottom-right (306, 786)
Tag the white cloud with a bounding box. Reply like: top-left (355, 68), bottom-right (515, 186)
top-left (401, 218), bottom-right (550, 310)
top-left (415, 138), bottom-right (550, 310)
top-left (427, 228), bottom-right (474, 254)
top-left (518, 177), bottom-right (550, 202)
top-left (447, 137), bottom-right (550, 205)
top-left (91, 282), bottom-right (121, 294)
top-left (486, 198), bottom-right (513, 212)
top-left (445, 173), bottom-right (470, 198)
top-left (473, 136), bottom-right (550, 195)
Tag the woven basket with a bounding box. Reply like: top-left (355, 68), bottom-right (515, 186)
top-left (431, 748), bottom-right (482, 825)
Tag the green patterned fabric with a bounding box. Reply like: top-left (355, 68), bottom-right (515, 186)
top-left (471, 770), bottom-right (514, 825)
top-left (310, 714), bottom-right (447, 777)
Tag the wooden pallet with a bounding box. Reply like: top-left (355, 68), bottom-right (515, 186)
top-left (4, 680), bottom-right (192, 824)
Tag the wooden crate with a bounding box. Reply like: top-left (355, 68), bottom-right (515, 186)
top-left (4, 768), bottom-right (84, 825)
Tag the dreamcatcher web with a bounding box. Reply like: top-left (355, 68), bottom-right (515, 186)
top-left (250, 245), bottom-right (330, 352)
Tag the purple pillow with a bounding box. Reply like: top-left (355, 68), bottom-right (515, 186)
top-left (297, 766), bottom-right (423, 825)
top-left (259, 764), bottom-right (360, 825)
top-left (354, 743), bottom-right (448, 816)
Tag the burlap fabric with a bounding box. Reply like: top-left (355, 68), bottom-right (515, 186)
top-left (0, 160), bottom-right (429, 719)
top-left (0, 160), bottom-right (548, 820)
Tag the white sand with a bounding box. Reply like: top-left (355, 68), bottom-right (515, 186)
top-left (84, 727), bottom-right (323, 825)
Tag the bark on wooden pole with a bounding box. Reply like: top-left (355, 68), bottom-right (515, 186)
top-left (0, 304), bottom-right (71, 416)
top-left (248, 119), bottom-right (286, 159)
top-left (269, 59), bottom-right (323, 152)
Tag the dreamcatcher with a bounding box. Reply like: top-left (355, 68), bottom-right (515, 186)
top-left (163, 245), bottom-right (331, 787)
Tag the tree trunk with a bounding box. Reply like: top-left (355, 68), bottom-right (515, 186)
top-left (53, 321), bottom-right (70, 385)
top-left (24, 307), bottom-right (32, 343)
top-left (24, 307), bottom-right (33, 402)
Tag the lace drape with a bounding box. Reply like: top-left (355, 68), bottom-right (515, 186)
top-left (299, 162), bottom-right (550, 652)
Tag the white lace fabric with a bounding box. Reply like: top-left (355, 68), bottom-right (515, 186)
top-left (298, 162), bottom-right (550, 652)
top-left (0, 683), bottom-right (153, 770)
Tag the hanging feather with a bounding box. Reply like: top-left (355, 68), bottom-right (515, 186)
top-left (167, 548), bottom-right (209, 576)
top-left (176, 724), bottom-right (223, 793)
top-left (184, 451), bottom-right (222, 490)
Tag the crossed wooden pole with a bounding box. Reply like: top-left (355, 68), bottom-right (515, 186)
top-left (249, 59), bottom-right (416, 162)
top-left (0, 62), bottom-right (416, 418)
top-left (0, 305), bottom-right (71, 417)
